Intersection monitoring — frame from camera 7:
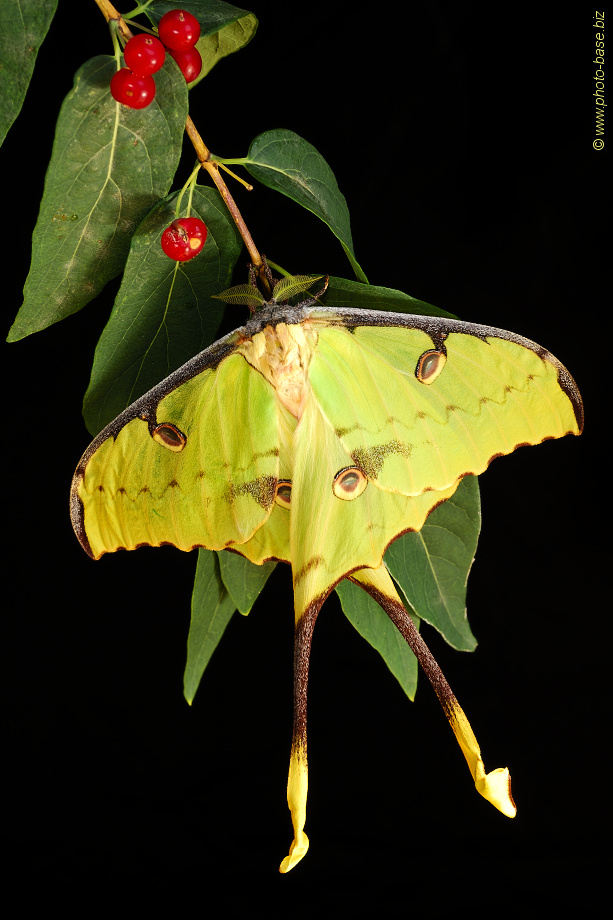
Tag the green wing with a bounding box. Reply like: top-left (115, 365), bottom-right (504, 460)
top-left (72, 305), bottom-right (582, 574)
top-left (289, 391), bottom-right (459, 621)
top-left (311, 319), bottom-right (581, 495)
top-left (71, 345), bottom-right (288, 561)
top-left (285, 312), bottom-right (582, 617)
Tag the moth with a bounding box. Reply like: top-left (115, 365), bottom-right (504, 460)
top-left (71, 275), bottom-right (583, 871)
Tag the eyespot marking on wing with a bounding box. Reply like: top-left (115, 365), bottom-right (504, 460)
top-left (275, 480), bottom-right (292, 508)
top-left (152, 423), bottom-right (187, 452)
top-left (416, 348), bottom-right (447, 384)
top-left (333, 467), bottom-right (367, 500)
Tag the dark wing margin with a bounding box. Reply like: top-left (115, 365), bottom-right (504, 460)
top-left (300, 306), bottom-right (584, 434)
top-left (70, 327), bottom-right (248, 558)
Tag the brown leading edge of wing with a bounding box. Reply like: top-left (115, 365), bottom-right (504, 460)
top-left (306, 307), bottom-right (584, 434)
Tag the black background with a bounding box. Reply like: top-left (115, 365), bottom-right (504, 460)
top-left (3, 0), bottom-right (604, 913)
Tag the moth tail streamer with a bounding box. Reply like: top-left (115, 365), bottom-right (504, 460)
top-left (279, 739), bottom-right (309, 873)
top-left (279, 601), bottom-right (319, 873)
top-left (351, 565), bottom-right (517, 819)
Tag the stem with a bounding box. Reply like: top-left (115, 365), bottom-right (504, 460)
top-left (210, 163), bottom-right (267, 286)
top-left (185, 164), bottom-right (201, 213)
top-left (174, 161), bottom-right (202, 217)
top-left (109, 19), bottom-right (122, 61)
top-left (93, 0), bottom-right (267, 287)
top-left (211, 157), bottom-right (247, 165)
top-left (94, 0), bottom-right (132, 41)
top-left (265, 260), bottom-right (292, 279)
top-left (122, 18), bottom-right (157, 36)
top-left (122, 2), bottom-right (156, 18)
top-left (185, 118), bottom-right (265, 282)
top-left (215, 162), bottom-right (254, 191)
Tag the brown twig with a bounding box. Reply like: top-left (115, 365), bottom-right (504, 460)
top-left (184, 117), bottom-right (264, 276)
top-left (94, 0), bottom-right (132, 40)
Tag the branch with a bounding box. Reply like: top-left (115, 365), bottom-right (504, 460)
top-left (93, 0), bottom-right (266, 284)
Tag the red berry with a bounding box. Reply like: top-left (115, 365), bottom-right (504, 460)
top-left (170, 46), bottom-right (202, 83)
top-left (158, 9), bottom-right (201, 51)
top-left (161, 217), bottom-right (208, 261)
top-left (123, 34), bottom-right (166, 76)
top-left (110, 68), bottom-right (156, 109)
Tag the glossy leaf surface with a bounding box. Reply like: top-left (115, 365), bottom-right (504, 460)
top-left (8, 55), bottom-right (188, 341)
top-left (324, 276), bottom-right (456, 317)
top-left (82, 186), bottom-right (243, 435)
top-left (387, 474), bottom-right (481, 651)
top-left (0, 0), bottom-right (57, 148)
top-left (336, 577), bottom-right (420, 701)
top-left (218, 551), bottom-right (277, 616)
top-left (234, 129), bottom-right (367, 282)
top-left (184, 548), bottom-right (236, 704)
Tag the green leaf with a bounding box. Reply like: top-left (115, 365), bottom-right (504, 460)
top-left (184, 548), bottom-right (236, 704)
top-left (7, 55), bottom-right (188, 342)
top-left (336, 477), bottom-right (480, 701)
top-left (385, 475), bottom-right (481, 652)
top-left (82, 185), bottom-right (243, 435)
top-left (0, 0), bottom-right (58, 148)
top-left (336, 578), bottom-right (419, 702)
top-left (146, 0), bottom-right (258, 88)
top-left (192, 11), bottom-right (257, 84)
top-left (323, 276), bottom-right (457, 318)
top-left (217, 551), bottom-right (277, 615)
top-left (224, 129), bottom-right (367, 282)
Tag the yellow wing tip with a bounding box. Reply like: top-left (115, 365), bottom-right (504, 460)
top-left (279, 832), bottom-right (309, 873)
top-left (476, 766), bottom-right (516, 818)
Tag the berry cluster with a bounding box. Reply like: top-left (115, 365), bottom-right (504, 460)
top-left (161, 217), bottom-right (208, 261)
top-left (159, 9), bottom-right (202, 84)
top-left (111, 10), bottom-right (202, 109)
top-left (110, 32), bottom-right (164, 109)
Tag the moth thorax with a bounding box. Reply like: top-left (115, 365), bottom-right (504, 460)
top-left (240, 322), bottom-right (317, 419)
